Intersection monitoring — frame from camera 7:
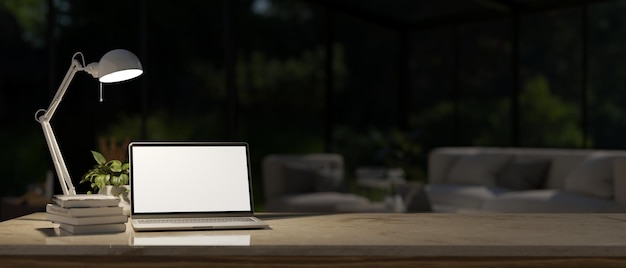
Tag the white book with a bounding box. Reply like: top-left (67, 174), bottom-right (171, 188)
top-left (46, 204), bottom-right (123, 218)
top-left (53, 194), bottom-right (120, 208)
top-left (59, 223), bottom-right (126, 234)
top-left (46, 213), bottom-right (128, 226)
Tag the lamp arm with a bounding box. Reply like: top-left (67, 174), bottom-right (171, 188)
top-left (35, 59), bottom-right (84, 195)
top-left (41, 60), bottom-right (83, 120)
top-left (40, 120), bottom-right (75, 195)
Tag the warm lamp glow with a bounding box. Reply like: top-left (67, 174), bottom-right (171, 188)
top-left (100, 69), bottom-right (144, 83)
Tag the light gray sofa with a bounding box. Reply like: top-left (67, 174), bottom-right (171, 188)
top-left (425, 147), bottom-right (626, 213)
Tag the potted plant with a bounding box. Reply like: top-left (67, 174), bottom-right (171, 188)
top-left (81, 150), bottom-right (131, 214)
top-left (81, 150), bottom-right (130, 194)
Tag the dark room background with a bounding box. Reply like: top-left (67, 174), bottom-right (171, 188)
top-left (2, 0), bottom-right (626, 208)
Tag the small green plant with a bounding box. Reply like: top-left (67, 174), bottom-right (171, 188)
top-left (80, 151), bottom-right (129, 194)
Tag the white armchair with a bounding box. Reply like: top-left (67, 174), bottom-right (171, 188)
top-left (262, 154), bottom-right (370, 212)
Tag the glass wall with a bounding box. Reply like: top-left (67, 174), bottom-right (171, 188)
top-left (237, 0), bottom-right (328, 202)
top-left (589, 1), bottom-right (626, 149)
top-left (332, 12), bottom-right (398, 179)
top-left (520, 7), bottom-right (585, 148)
top-left (4, 0), bottom-right (626, 206)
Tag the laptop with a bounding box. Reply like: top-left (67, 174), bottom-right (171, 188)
top-left (128, 141), bottom-right (269, 231)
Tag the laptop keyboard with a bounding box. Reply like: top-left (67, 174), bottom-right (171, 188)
top-left (136, 217), bottom-right (255, 224)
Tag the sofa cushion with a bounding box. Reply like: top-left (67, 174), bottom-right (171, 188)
top-left (496, 159), bottom-right (551, 190)
top-left (425, 184), bottom-right (510, 210)
top-left (264, 192), bottom-right (370, 212)
top-left (481, 189), bottom-right (626, 213)
top-left (564, 155), bottom-right (615, 199)
top-left (447, 154), bottom-right (512, 186)
top-left (615, 158), bottom-right (626, 208)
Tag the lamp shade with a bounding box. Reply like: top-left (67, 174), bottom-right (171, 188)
top-left (97, 49), bottom-right (143, 83)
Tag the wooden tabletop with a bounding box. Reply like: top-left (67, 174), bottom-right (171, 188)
top-left (2, 212), bottom-right (626, 257)
top-left (3, 212), bottom-right (626, 267)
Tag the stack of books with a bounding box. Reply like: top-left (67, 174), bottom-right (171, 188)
top-left (46, 194), bottom-right (128, 234)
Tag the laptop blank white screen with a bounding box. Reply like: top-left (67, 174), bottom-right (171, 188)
top-left (131, 145), bottom-right (252, 213)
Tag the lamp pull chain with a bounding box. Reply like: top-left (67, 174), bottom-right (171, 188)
top-left (99, 82), bottom-right (104, 102)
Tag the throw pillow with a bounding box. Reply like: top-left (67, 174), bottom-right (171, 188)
top-left (282, 162), bottom-right (344, 193)
top-left (314, 161), bottom-right (344, 192)
top-left (496, 159), bottom-right (551, 190)
top-left (447, 153), bottom-right (512, 186)
top-left (564, 156), bottom-right (614, 200)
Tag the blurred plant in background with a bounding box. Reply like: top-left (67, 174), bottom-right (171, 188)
top-left (369, 128), bottom-right (425, 182)
top-left (334, 126), bottom-right (425, 183)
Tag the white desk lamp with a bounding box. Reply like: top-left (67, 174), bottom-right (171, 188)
top-left (35, 49), bottom-right (143, 196)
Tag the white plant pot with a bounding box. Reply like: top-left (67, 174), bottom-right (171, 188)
top-left (99, 185), bottom-right (131, 216)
